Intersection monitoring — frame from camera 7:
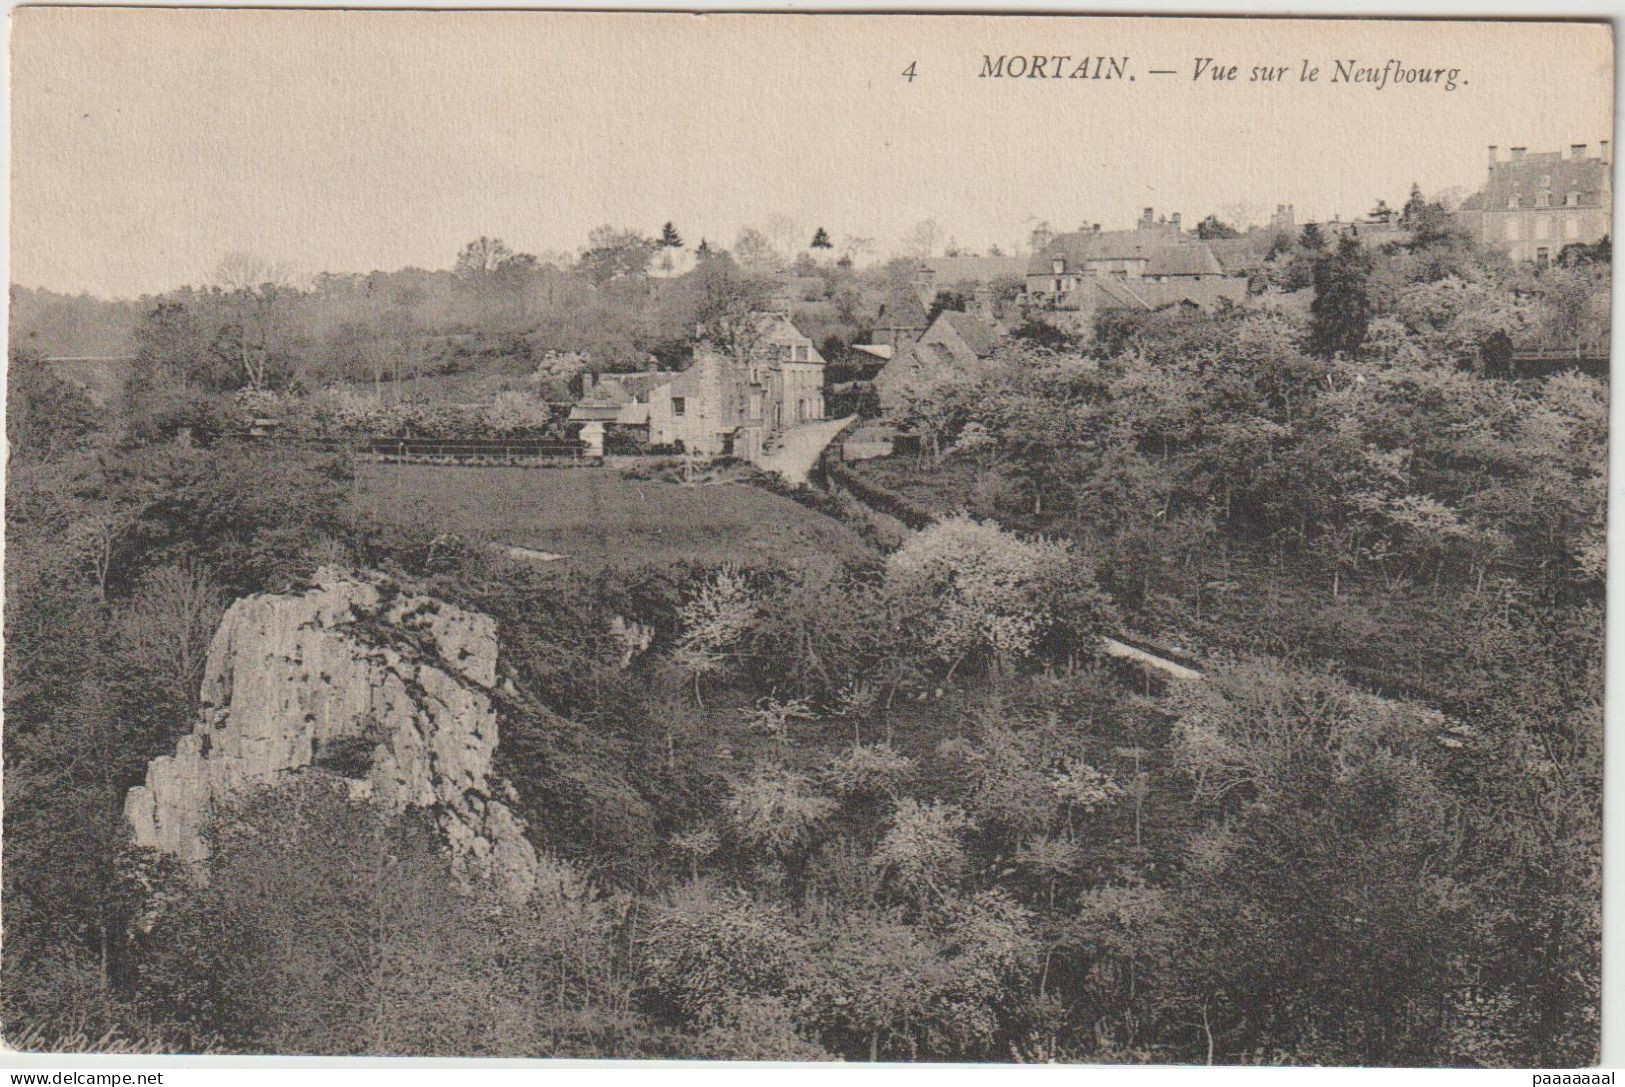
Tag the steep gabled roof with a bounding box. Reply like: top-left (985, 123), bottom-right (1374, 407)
top-left (1027, 230), bottom-right (1223, 275)
top-left (1203, 236), bottom-right (1272, 275)
top-left (754, 311), bottom-right (828, 364)
top-left (874, 289), bottom-right (930, 330)
top-left (936, 311), bottom-right (1000, 358)
top-left (1146, 244), bottom-right (1225, 278)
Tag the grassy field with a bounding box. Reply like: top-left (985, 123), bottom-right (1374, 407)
top-left (354, 464), bottom-right (872, 570)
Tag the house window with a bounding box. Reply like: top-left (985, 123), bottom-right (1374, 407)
top-left (1536, 247), bottom-right (1551, 269)
top-left (794, 345), bottom-right (809, 362)
top-left (672, 396), bottom-right (686, 417)
top-left (1505, 219), bottom-right (1522, 241)
top-left (1565, 218), bottom-right (1580, 239)
top-left (1535, 217), bottom-right (1551, 240)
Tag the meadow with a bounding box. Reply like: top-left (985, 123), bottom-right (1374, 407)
top-left (353, 463), bottom-right (870, 570)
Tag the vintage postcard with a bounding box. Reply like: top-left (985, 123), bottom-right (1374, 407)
top-left (4, 8), bottom-right (1612, 1068)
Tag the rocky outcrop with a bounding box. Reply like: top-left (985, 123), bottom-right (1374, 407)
top-left (124, 569), bottom-right (539, 900)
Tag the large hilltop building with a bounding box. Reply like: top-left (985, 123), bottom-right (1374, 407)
top-left (1025, 208), bottom-right (1248, 317)
top-left (1455, 142), bottom-right (1612, 264)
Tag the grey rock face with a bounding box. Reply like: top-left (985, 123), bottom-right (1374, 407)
top-left (124, 568), bottom-right (537, 900)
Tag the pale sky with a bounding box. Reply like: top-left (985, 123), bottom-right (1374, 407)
top-left (10, 10), bottom-right (1614, 298)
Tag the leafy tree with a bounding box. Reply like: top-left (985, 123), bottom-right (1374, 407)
top-left (578, 226), bottom-right (655, 286)
top-left (1400, 182), bottom-right (1428, 225)
top-left (886, 515), bottom-right (1076, 680)
top-left (454, 236), bottom-right (516, 282)
top-left (637, 882), bottom-right (803, 1027)
top-left (669, 567), bottom-right (756, 705)
top-left (870, 799), bottom-right (973, 903)
top-left (7, 354), bottom-right (104, 460)
top-left (135, 781), bottom-right (549, 1054)
top-left (1309, 235), bottom-right (1373, 358)
top-left (731, 227), bottom-right (780, 273)
top-left (1196, 215), bottom-right (1241, 240)
top-left (724, 766), bottom-right (837, 866)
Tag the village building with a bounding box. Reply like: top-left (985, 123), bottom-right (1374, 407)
top-left (1202, 205), bottom-right (1299, 278)
top-left (1025, 208), bottom-right (1247, 320)
top-left (874, 309), bottom-right (1000, 414)
top-left (911, 254), bottom-right (1030, 306)
top-left (568, 370), bottom-right (677, 427)
top-left (869, 289), bottom-right (931, 347)
top-left (1454, 142), bottom-right (1612, 265)
top-left (1315, 198), bottom-right (1408, 248)
top-left (574, 312), bottom-right (826, 461)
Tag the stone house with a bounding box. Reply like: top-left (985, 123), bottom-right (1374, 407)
top-left (1455, 142), bottom-right (1612, 265)
top-left (875, 310), bottom-right (1000, 414)
top-left (1025, 208), bottom-right (1245, 320)
top-left (568, 370), bottom-right (677, 427)
top-left (604, 312), bottom-right (828, 459)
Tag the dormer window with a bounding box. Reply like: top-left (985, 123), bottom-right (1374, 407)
top-left (1536, 191), bottom-right (1551, 208)
top-left (1507, 194), bottom-right (1521, 209)
top-left (1052, 257), bottom-right (1066, 275)
top-left (1566, 191), bottom-right (1581, 207)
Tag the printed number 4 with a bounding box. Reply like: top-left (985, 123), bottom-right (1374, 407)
top-left (902, 61), bottom-right (918, 82)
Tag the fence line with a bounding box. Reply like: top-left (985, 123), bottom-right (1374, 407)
top-left (231, 433), bottom-right (592, 467)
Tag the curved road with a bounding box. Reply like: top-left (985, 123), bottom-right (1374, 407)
top-left (757, 415), bottom-right (857, 486)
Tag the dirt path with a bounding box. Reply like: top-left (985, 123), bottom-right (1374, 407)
top-left (758, 416), bottom-right (857, 485)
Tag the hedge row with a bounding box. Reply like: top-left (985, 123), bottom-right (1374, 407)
top-left (820, 455), bottom-right (939, 531)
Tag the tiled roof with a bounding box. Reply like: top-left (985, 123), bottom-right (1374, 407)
top-left (1028, 230), bottom-right (1224, 275)
top-left (1458, 151), bottom-right (1610, 211)
top-left (1203, 237), bottom-right (1272, 275)
top-left (1065, 277), bottom-right (1247, 312)
top-left (589, 371), bottom-right (677, 403)
top-left (921, 255), bottom-right (1030, 283)
top-left (937, 311), bottom-right (1000, 358)
top-left (875, 290), bottom-right (930, 330)
top-left (1147, 244), bottom-right (1225, 277)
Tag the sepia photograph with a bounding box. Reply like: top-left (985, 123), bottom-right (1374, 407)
top-left (2, 8), bottom-right (1613, 1069)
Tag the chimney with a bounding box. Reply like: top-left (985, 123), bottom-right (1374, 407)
top-left (1142, 207), bottom-right (1154, 224)
top-left (1487, 145), bottom-right (1498, 168)
top-left (1171, 212), bottom-right (1182, 231)
top-left (1571, 143), bottom-right (1589, 159)
top-left (1510, 146), bottom-right (1527, 160)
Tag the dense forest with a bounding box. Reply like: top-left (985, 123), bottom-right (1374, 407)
top-left (3, 217), bottom-right (1605, 1064)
